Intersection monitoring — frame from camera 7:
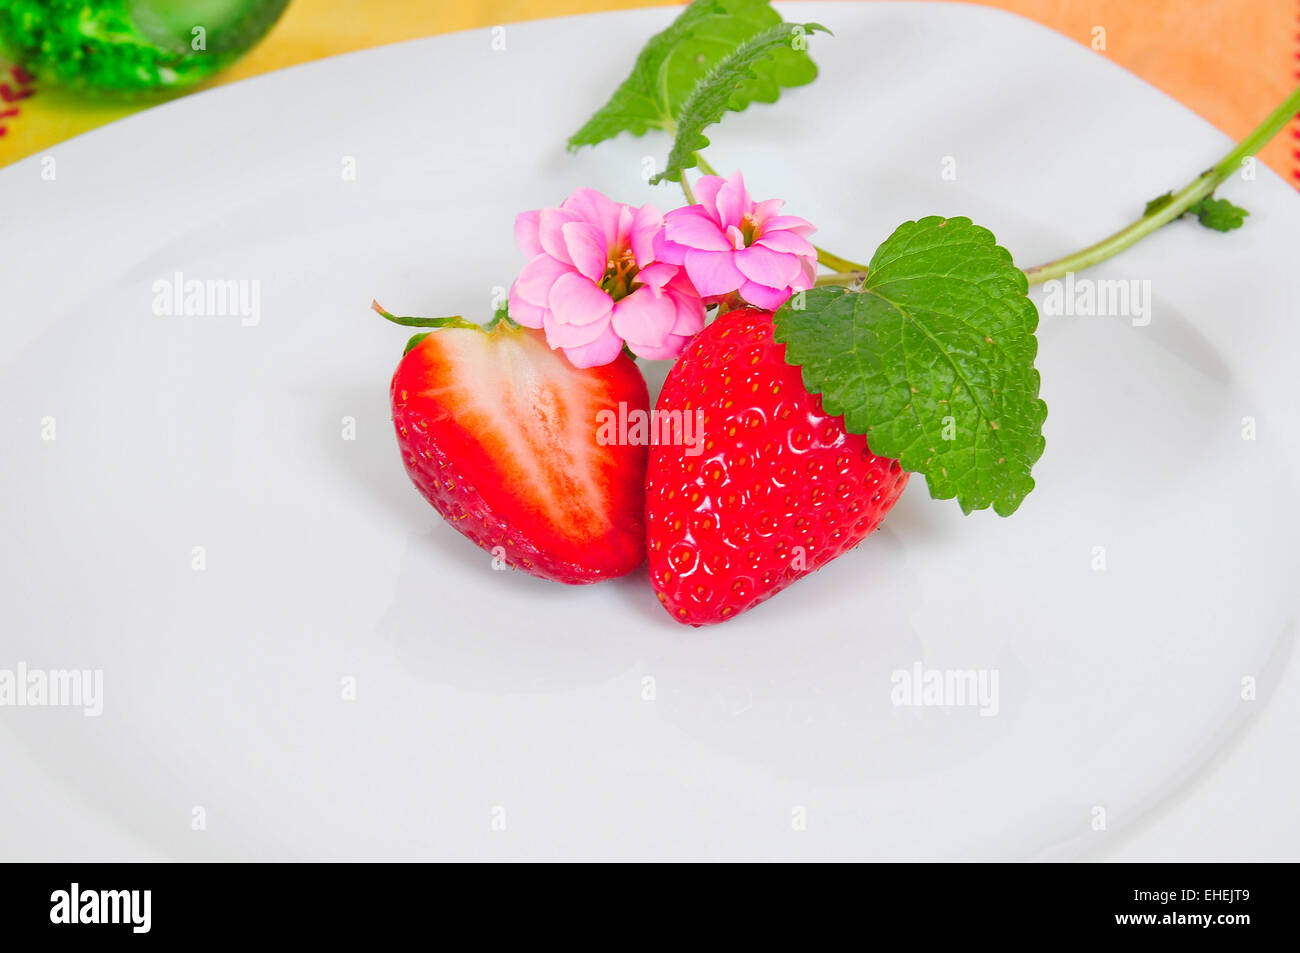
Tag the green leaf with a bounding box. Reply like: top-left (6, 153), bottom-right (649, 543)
top-left (1144, 190), bottom-right (1248, 231)
top-left (566, 0), bottom-right (818, 151)
top-left (486, 300), bottom-right (514, 330)
top-left (651, 22), bottom-right (828, 184)
top-left (1192, 196), bottom-right (1248, 231)
top-left (1143, 191), bottom-right (1175, 216)
top-left (403, 332), bottom-right (431, 355)
top-left (773, 216), bottom-right (1047, 516)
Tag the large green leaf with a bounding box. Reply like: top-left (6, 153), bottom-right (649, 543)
top-left (567, 0), bottom-right (818, 150)
top-left (773, 217), bottom-right (1048, 516)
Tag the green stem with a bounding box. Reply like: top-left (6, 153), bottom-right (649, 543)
top-left (815, 271), bottom-right (865, 287)
top-left (1022, 83), bottom-right (1300, 285)
top-left (813, 245), bottom-right (869, 274)
top-left (679, 175), bottom-right (696, 206)
top-left (676, 151), bottom-right (710, 205)
top-left (371, 300), bottom-right (478, 330)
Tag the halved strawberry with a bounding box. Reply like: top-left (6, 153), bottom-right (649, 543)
top-left (381, 304), bottom-right (649, 584)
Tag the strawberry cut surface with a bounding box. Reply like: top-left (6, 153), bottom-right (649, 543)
top-left (392, 323), bottom-right (649, 584)
top-left (646, 308), bottom-right (909, 625)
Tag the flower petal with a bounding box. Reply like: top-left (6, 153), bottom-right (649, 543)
top-left (634, 261), bottom-right (678, 290)
top-left (750, 198), bottom-right (785, 226)
top-left (653, 233), bottom-right (688, 266)
top-left (507, 283), bottom-right (547, 329)
top-left (683, 248), bottom-right (746, 297)
top-left (514, 210), bottom-right (543, 257)
top-left (755, 227), bottom-right (816, 258)
top-left (538, 208), bottom-right (582, 264)
top-left (739, 280), bottom-right (792, 311)
top-left (562, 188), bottom-right (623, 246)
top-left (794, 256), bottom-right (817, 291)
top-left (736, 244), bottom-right (801, 289)
top-left (543, 311), bottom-right (612, 348)
top-left (611, 286), bottom-right (676, 347)
top-left (628, 333), bottom-right (691, 361)
top-left (663, 206), bottom-right (731, 252)
top-left (630, 203), bottom-right (663, 266)
top-left (614, 204), bottom-right (635, 250)
top-left (761, 214), bottom-right (816, 237)
top-left (665, 288), bottom-right (706, 336)
top-left (562, 222), bottom-right (607, 282)
top-left (693, 175), bottom-right (726, 225)
top-left (548, 271), bottom-right (613, 327)
top-left (713, 170), bottom-right (749, 229)
top-left (561, 322), bottom-right (626, 368)
top-left (664, 270), bottom-right (704, 299)
top-left (513, 254), bottom-right (574, 307)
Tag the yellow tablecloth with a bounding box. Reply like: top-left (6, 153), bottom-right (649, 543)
top-left (2, 0), bottom-right (1297, 186)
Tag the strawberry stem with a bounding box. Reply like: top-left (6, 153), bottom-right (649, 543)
top-left (370, 300), bottom-right (479, 331)
top-left (485, 303), bottom-right (518, 331)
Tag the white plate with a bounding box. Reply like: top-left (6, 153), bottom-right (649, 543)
top-left (2, 2), bottom-right (1298, 861)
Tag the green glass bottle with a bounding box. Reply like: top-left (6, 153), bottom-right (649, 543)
top-left (0, 0), bottom-right (291, 95)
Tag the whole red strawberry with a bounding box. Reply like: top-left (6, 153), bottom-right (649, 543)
top-left (384, 306), bottom-right (649, 584)
top-left (646, 308), bottom-right (909, 624)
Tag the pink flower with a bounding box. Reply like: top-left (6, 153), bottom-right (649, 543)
top-left (655, 171), bottom-right (817, 311)
top-left (508, 188), bottom-right (706, 367)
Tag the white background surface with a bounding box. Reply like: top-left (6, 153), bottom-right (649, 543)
top-left (1, 2), bottom-right (1297, 860)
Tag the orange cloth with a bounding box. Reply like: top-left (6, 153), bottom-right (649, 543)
top-left (2, 0), bottom-right (1297, 186)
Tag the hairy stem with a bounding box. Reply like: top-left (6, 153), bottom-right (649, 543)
top-left (1022, 83), bottom-right (1300, 285)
